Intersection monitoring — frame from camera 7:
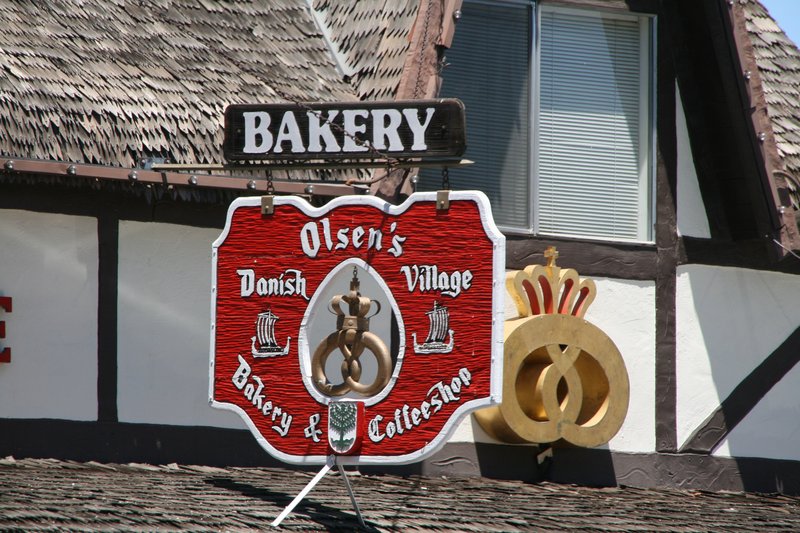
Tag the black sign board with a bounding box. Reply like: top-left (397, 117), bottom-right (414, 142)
top-left (223, 99), bottom-right (465, 161)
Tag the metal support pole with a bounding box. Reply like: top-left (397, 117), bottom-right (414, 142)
top-left (271, 457), bottom-right (334, 528)
top-left (337, 457), bottom-right (366, 529)
top-left (271, 456), bottom-right (367, 529)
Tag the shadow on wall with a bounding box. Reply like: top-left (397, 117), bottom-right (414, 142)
top-left (676, 266), bottom-right (800, 493)
top-left (360, 441), bottom-right (546, 483)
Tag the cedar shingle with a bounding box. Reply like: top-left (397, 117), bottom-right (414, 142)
top-left (742, 0), bottom-right (800, 175)
top-left (0, 1), bottom-right (419, 169)
top-left (2, 458), bottom-right (800, 531)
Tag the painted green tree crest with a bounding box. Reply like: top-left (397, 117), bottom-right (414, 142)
top-left (329, 402), bottom-right (357, 453)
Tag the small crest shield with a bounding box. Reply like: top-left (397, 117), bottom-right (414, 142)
top-left (328, 401), bottom-right (364, 455)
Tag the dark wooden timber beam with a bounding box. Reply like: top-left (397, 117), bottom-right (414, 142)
top-left (0, 157), bottom-right (365, 197)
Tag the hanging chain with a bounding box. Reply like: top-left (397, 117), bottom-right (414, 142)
top-left (268, 90), bottom-right (394, 164)
top-left (266, 169), bottom-right (275, 194)
top-left (414, 0), bottom-right (435, 99)
top-left (441, 166), bottom-right (450, 190)
top-left (385, 160), bottom-right (393, 183)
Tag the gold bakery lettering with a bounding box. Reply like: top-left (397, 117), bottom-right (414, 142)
top-left (232, 355), bottom-right (293, 436)
top-left (400, 264), bottom-right (472, 298)
top-left (237, 268), bottom-right (309, 301)
top-left (242, 107), bottom-right (436, 155)
top-left (367, 367), bottom-right (472, 443)
top-left (301, 218), bottom-right (406, 259)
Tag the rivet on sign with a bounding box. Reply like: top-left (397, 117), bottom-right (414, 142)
top-left (453, 10), bottom-right (462, 20)
top-left (188, 175), bottom-right (198, 186)
top-left (758, 132), bottom-right (766, 142)
top-left (744, 70), bottom-right (751, 81)
top-left (247, 180), bottom-right (257, 190)
top-left (261, 195), bottom-right (274, 215)
top-left (305, 184), bottom-right (314, 194)
top-left (67, 164), bottom-right (77, 176)
top-left (129, 170), bottom-right (138, 181)
top-left (4, 160), bottom-right (13, 171)
top-left (436, 190), bottom-right (450, 211)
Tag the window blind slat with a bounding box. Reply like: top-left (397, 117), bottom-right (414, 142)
top-left (537, 8), bottom-right (648, 240)
top-left (429, 2), bottom-right (651, 241)
top-left (421, 2), bottom-right (531, 228)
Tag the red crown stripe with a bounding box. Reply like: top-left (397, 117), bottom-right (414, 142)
top-left (507, 247), bottom-right (596, 319)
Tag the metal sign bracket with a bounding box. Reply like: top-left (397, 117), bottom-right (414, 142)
top-left (261, 195), bottom-right (275, 216)
top-left (437, 190), bottom-right (450, 211)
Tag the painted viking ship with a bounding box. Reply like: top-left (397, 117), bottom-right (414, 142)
top-left (251, 309), bottom-right (291, 357)
top-left (413, 301), bottom-right (454, 354)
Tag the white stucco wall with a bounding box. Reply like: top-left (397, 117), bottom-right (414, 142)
top-left (451, 276), bottom-right (656, 454)
top-left (714, 360), bottom-right (800, 461)
top-left (676, 265), bottom-right (800, 453)
top-left (676, 83), bottom-right (711, 239)
top-left (714, 356), bottom-right (800, 461)
top-left (116, 221), bottom-right (245, 429)
top-left (585, 277), bottom-right (656, 452)
top-left (0, 209), bottom-right (98, 420)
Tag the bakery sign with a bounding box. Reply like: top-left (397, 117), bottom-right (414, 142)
top-left (209, 192), bottom-right (504, 465)
top-left (223, 99), bottom-right (466, 161)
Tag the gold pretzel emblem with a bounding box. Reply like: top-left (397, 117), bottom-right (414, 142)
top-left (311, 268), bottom-right (391, 397)
top-left (475, 247), bottom-right (629, 447)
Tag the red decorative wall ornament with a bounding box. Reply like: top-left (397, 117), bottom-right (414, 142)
top-left (210, 192), bottom-right (505, 465)
top-left (0, 296), bottom-right (11, 363)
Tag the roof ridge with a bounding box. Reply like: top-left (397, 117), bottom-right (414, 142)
top-left (305, 0), bottom-right (357, 79)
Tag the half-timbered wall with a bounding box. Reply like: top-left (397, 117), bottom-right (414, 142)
top-left (676, 85), bottom-right (712, 239)
top-left (0, 210), bottom-right (98, 420)
top-left (677, 265), bottom-right (800, 458)
top-left (2, 0), bottom-right (800, 496)
top-left (116, 221), bottom-right (245, 429)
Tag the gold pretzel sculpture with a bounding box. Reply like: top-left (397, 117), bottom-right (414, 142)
top-left (311, 268), bottom-right (391, 397)
top-left (474, 247), bottom-right (629, 448)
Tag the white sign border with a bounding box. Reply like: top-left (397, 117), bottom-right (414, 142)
top-left (209, 191), bottom-right (505, 465)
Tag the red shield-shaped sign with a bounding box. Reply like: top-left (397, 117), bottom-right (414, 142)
top-left (210, 191), bottom-right (504, 465)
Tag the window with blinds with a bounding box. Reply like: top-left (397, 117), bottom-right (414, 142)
top-left (429, 1), bottom-right (653, 242)
top-left (421, 1), bottom-right (531, 229)
top-left (536, 6), bottom-right (652, 241)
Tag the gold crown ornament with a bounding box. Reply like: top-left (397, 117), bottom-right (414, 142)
top-left (474, 247), bottom-right (630, 448)
top-left (507, 246), bottom-right (596, 318)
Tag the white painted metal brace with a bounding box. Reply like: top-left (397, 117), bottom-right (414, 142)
top-left (271, 455), bottom-right (366, 528)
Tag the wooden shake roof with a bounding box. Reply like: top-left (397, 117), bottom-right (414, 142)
top-left (312, 0), bottom-right (419, 101)
top-left (0, 0), bottom-right (421, 169)
top-left (2, 458), bottom-right (800, 531)
top-left (742, 0), bottom-right (800, 178)
top-left (738, 0), bottom-right (800, 240)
